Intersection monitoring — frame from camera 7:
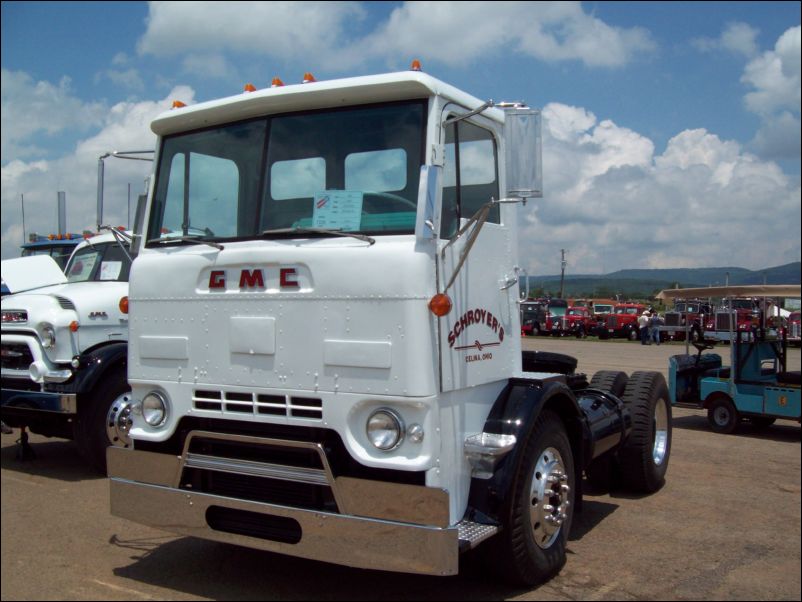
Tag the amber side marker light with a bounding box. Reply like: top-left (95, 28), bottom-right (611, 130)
top-left (428, 293), bottom-right (453, 317)
top-left (119, 297), bottom-right (129, 315)
top-left (69, 321), bottom-right (80, 332)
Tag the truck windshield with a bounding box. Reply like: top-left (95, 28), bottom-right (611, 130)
top-left (65, 242), bottom-right (132, 283)
top-left (147, 101), bottom-right (426, 244)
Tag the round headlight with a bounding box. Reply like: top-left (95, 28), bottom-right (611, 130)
top-left (366, 408), bottom-right (405, 451)
top-left (142, 391), bottom-right (168, 426)
top-left (41, 325), bottom-right (56, 349)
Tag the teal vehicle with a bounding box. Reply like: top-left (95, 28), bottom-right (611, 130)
top-left (663, 285), bottom-right (801, 433)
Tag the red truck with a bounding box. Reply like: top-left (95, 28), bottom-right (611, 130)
top-left (562, 306), bottom-right (596, 337)
top-left (705, 298), bottom-right (761, 341)
top-left (660, 299), bottom-right (711, 342)
top-left (597, 303), bottom-right (646, 340)
top-left (519, 300), bottom-right (546, 336)
top-left (543, 298), bottom-right (569, 335)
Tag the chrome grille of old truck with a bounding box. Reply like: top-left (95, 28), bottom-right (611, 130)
top-left (178, 431), bottom-right (341, 512)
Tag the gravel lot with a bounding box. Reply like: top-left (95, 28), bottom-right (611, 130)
top-left (2, 338), bottom-right (800, 600)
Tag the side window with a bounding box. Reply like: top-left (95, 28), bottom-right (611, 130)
top-left (441, 119), bottom-right (500, 238)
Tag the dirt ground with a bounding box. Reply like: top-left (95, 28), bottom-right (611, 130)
top-left (2, 338), bottom-right (800, 600)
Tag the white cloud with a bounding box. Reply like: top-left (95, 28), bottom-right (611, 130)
top-left (138, 1), bottom-right (365, 70)
top-left (181, 53), bottom-right (233, 79)
top-left (137, 1), bottom-right (655, 71)
top-left (742, 25), bottom-right (801, 116)
top-left (693, 22), bottom-right (759, 58)
top-left (1, 69), bottom-right (106, 161)
top-left (751, 111), bottom-right (802, 159)
top-left (518, 103), bottom-right (801, 276)
top-left (721, 22), bottom-right (760, 57)
top-left (741, 26), bottom-right (801, 161)
top-left (1, 82), bottom-right (195, 260)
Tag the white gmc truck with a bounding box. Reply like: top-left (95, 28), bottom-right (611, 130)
top-left (1, 229), bottom-right (134, 472)
top-left (108, 66), bottom-right (671, 585)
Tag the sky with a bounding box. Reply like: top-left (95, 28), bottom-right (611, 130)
top-left (1, 1), bottom-right (800, 276)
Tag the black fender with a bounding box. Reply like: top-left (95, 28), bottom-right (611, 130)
top-left (45, 342), bottom-right (128, 395)
top-left (466, 377), bottom-right (588, 524)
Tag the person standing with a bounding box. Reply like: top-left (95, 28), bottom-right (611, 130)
top-left (650, 311), bottom-right (662, 345)
top-left (638, 310), bottom-right (651, 345)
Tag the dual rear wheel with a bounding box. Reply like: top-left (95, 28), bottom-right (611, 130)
top-left (489, 367), bottom-right (671, 585)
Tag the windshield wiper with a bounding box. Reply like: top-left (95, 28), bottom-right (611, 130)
top-left (147, 235), bottom-right (224, 250)
top-left (261, 227), bottom-right (375, 246)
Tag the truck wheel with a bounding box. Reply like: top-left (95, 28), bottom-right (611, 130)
top-left (521, 351), bottom-right (577, 375)
top-left (706, 395), bottom-right (739, 434)
top-left (74, 369), bottom-right (133, 474)
top-left (617, 371), bottom-right (671, 493)
top-left (628, 327), bottom-right (639, 341)
top-left (589, 370), bottom-right (629, 398)
top-left (488, 410), bottom-right (574, 585)
top-left (585, 371), bottom-right (629, 489)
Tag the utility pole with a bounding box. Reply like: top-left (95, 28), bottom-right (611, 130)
top-left (21, 194), bottom-right (26, 244)
top-left (559, 249), bottom-right (567, 299)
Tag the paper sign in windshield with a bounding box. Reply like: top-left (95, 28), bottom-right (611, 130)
top-left (312, 191), bottom-right (363, 231)
top-left (100, 261), bottom-right (122, 281)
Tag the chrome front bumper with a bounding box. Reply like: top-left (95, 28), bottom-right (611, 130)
top-left (107, 435), bottom-right (474, 576)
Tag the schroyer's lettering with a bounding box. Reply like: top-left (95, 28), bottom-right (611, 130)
top-left (448, 307), bottom-right (505, 348)
top-left (208, 268), bottom-right (299, 290)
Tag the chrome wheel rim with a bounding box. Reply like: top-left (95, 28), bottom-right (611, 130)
top-left (529, 446), bottom-right (570, 549)
top-left (106, 392), bottom-right (133, 448)
top-left (653, 397), bottom-right (669, 465)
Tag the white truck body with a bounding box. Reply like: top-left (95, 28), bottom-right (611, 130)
top-left (110, 69), bottom-right (669, 583)
top-left (1, 230), bottom-right (135, 471)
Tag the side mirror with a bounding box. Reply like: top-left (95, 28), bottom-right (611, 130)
top-left (504, 108), bottom-right (542, 200)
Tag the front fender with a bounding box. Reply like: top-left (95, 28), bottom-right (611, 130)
top-left (46, 342), bottom-right (128, 395)
top-left (466, 377), bottom-right (585, 523)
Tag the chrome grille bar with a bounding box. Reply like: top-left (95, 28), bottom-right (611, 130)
top-left (184, 452), bottom-right (329, 486)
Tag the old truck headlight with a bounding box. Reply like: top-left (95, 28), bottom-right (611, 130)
top-left (366, 408), bottom-right (405, 451)
top-left (41, 324), bottom-right (56, 349)
top-left (142, 391), bottom-right (168, 426)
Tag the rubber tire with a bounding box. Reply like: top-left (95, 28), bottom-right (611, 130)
top-left (522, 350), bottom-right (577, 375)
top-left (585, 371), bottom-right (629, 489)
top-left (706, 395), bottom-right (739, 434)
top-left (487, 410), bottom-right (575, 586)
top-left (617, 371), bottom-right (672, 493)
top-left (74, 369), bottom-right (131, 474)
top-left (589, 370), bottom-right (629, 398)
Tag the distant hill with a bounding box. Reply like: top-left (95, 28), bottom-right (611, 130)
top-left (523, 262), bottom-right (801, 300)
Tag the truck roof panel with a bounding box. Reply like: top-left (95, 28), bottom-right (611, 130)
top-left (151, 71), bottom-right (505, 136)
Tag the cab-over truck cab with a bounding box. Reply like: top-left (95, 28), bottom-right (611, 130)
top-left (109, 68), bottom-right (670, 585)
